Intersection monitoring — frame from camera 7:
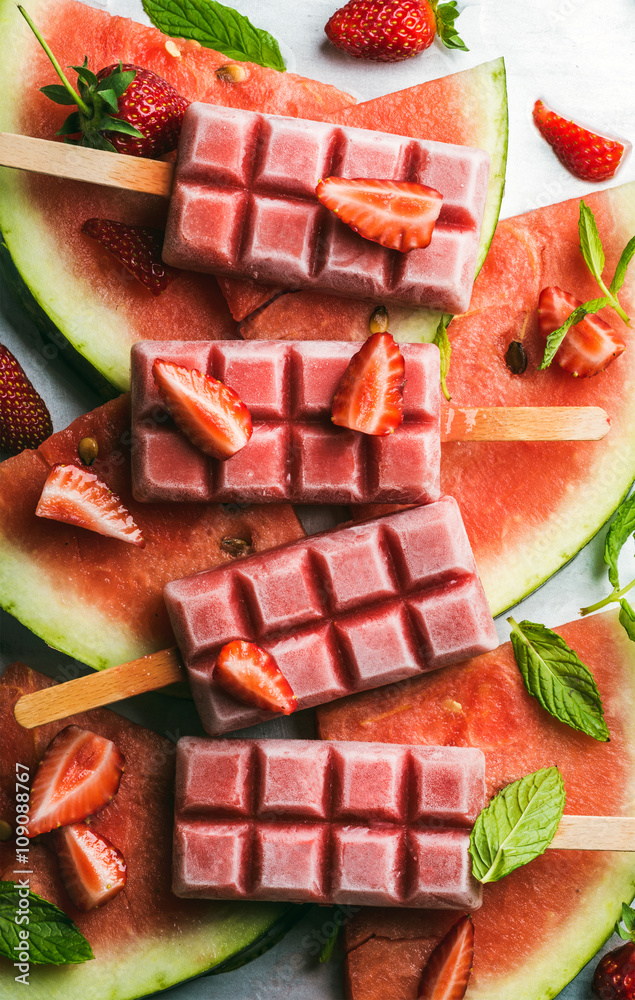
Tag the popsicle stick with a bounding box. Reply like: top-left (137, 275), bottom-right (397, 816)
top-left (549, 815), bottom-right (635, 851)
top-left (0, 132), bottom-right (173, 197)
top-left (443, 406), bottom-right (610, 442)
top-left (13, 648), bottom-right (185, 729)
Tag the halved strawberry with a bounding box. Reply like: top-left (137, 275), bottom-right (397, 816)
top-left (418, 914), bottom-right (474, 1000)
top-left (331, 332), bottom-right (405, 435)
top-left (53, 822), bottom-right (127, 911)
top-left (152, 359), bottom-right (253, 460)
top-left (82, 219), bottom-right (181, 296)
top-left (214, 640), bottom-right (297, 715)
top-left (316, 177), bottom-right (443, 252)
top-left (35, 463), bottom-right (145, 547)
top-left (28, 726), bottom-right (125, 838)
top-left (538, 286), bottom-right (626, 377)
top-left (533, 100), bottom-right (630, 182)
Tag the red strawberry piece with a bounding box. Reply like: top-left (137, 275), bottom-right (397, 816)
top-left (35, 463), bottom-right (145, 548)
top-left (317, 177), bottom-right (443, 252)
top-left (27, 726), bottom-right (125, 838)
top-left (152, 359), bottom-right (253, 460)
top-left (331, 331), bottom-right (405, 435)
top-left (418, 914), bottom-right (474, 1000)
top-left (593, 942), bottom-right (635, 1000)
top-left (538, 286), bottom-right (626, 377)
top-left (0, 343), bottom-right (53, 455)
top-left (214, 640), bottom-right (297, 715)
top-left (95, 63), bottom-right (189, 158)
top-left (82, 219), bottom-right (180, 296)
top-left (325, 0), bottom-right (436, 61)
top-left (53, 822), bottom-right (127, 911)
top-left (533, 100), bottom-right (630, 182)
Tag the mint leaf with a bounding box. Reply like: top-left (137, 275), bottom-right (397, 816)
top-left (433, 313), bottom-right (453, 401)
top-left (469, 767), bottom-right (565, 883)
top-left (604, 495), bottom-right (635, 589)
top-left (610, 235), bottom-right (635, 297)
top-left (539, 296), bottom-right (608, 370)
top-left (619, 599), bottom-right (635, 642)
top-left (507, 618), bottom-right (610, 742)
top-left (579, 201), bottom-right (605, 287)
top-left (0, 881), bottom-right (94, 965)
top-left (434, 2), bottom-right (468, 51)
top-left (617, 902), bottom-right (635, 941)
top-left (319, 907), bottom-right (343, 963)
top-left (142, 0), bottom-right (286, 71)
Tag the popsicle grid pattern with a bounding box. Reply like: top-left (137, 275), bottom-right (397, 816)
top-left (173, 738), bottom-right (485, 908)
top-left (131, 340), bottom-right (441, 504)
top-left (163, 104), bottom-right (491, 314)
top-left (164, 500), bottom-right (499, 735)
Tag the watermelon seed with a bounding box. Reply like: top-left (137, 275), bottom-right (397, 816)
top-left (369, 305), bottom-right (389, 334)
top-left (78, 436), bottom-right (99, 466)
top-left (0, 820), bottom-right (12, 841)
top-left (220, 536), bottom-right (253, 557)
top-left (216, 63), bottom-right (250, 83)
top-left (505, 341), bottom-right (528, 374)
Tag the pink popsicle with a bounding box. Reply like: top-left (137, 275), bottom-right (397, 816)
top-left (173, 737), bottom-right (485, 908)
top-left (131, 340), bottom-right (440, 505)
top-left (162, 104), bottom-right (490, 314)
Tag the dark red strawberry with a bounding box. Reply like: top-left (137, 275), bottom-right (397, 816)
top-left (0, 343), bottom-right (52, 455)
top-left (20, 6), bottom-right (188, 157)
top-left (28, 726), bottom-right (125, 838)
top-left (214, 640), bottom-right (297, 715)
top-left (538, 286), bottom-right (626, 377)
top-left (317, 177), bottom-right (443, 252)
top-left (331, 332), bottom-right (405, 435)
top-left (82, 219), bottom-right (180, 296)
top-left (418, 914), bottom-right (474, 1000)
top-left (35, 463), bottom-right (145, 547)
top-left (153, 359), bottom-right (253, 460)
top-left (594, 905), bottom-right (635, 999)
top-left (53, 822), bottom-right (127, 911)
top-left (324, 0), bottom-right (467, 62)
top-left (533, 100), bottom-right (630, 182)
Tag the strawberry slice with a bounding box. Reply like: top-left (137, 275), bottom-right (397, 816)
top-left (82, 219), bottom-right (181, 296)
top-left (53, 822), bottom-right (127, 911)
top-left (214, 640), bottom-right (297, 715)
top-left (152, 359), bottom-right (253, 460)
top-left (538, 286), bottom-right (626, 377)
top-left (36, 463), bottom-right (145, 547)
top-left (28, 726), bottom-right (125, 838)
top-left (316, 177), bottom-right (443, 252)
top-left (418, 914), bottom-right (474, 1000)
top-left (331, 332), bottom-right (405, 435)
top-left (533, 100), bottom-right (630, 182)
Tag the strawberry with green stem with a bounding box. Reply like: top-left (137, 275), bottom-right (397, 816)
top-left (324, 0), bottom-right (467, 62)
top-left (593, 903), bottom-right (635, 1000)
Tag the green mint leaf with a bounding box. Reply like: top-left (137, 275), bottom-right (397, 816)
top-left (55, 111), bottom-right (82, 136)
top-left (508, 618), bottom-right (610, 742)
top-left (433, 313), bottom-right (453, 401)
top-left (434, 2), bottom-right (469, 51)
top-left (539, 296), bottom-right (608, 370)
top-left (39, 84), bottom-right (76, 105)
top-left (619, 599), bottom-right (635, 642)
top-left (319, 907), bottom-right (343, 963)
top-left (0, 881), bottom-right (94, 965)
top-left (610, 235), bottom-right (635, 297)
top-left (617, 902), bottom-right (635, 940)
top-left (604, 495), bottom-right (635, 590)
top-left (469, 767), bottom-right (565, 883)
top-left (579, 200), bottom-right (606, 287)
top-left (142, 0), bottom-right (286, 71)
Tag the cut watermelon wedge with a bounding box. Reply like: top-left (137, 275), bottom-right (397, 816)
top-left (0, 0), bottom-right (354, 393)
top-left (318, 609), bottom-right (635, 1000)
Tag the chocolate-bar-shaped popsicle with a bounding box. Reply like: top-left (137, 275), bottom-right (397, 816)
top-left (131, 340), bottom-right (440, 504)
top-left (163, 500), bottom-right (498, 736)
top-left (173, 737), bottom-right (485, 908)
top-left (162, 104), bottom-right (491, 314)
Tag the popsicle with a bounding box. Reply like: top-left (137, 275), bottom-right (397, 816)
top-left (173, 737), bottom-right (486, 908)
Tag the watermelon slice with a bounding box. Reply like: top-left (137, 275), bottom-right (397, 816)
top-left (318, 609), bottom-right (635, 1000)
top-left (0, 0), bottom-right (355, 393)
top-left (0, 662), bottom-right (298, 998)
top-left (0, 395), bottom-right (304, 669)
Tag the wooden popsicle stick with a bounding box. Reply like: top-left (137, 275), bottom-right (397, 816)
top-left (443, 406), bottom-right (610, 442)
top-left (0, 132), bottom-right (173, 197)
top-left (13, 648), bottom-right (184, 729)
top-left (549, 815), bottom-right (635, 851)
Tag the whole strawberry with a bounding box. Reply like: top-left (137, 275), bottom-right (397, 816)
top-left (0, 344), bottom-right (53, 455)
top-left (324, 0), bottom-right (467, 62)
top-left (19, 6), bottom-right (188, 158)
top-left (533, 100), bottom-right (630, 182)
top-left (593, 904), bottom-right (635, 1000)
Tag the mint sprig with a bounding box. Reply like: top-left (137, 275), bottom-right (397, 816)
top-left (619, 599), bottom-right (635, 641)
top-left (433, 313), bottom-right (453, 401)
top-left (469, 767), bottom-right (565, 883)
top-left (142, 0), bottom-right (285, 71)
top-left (0, 881), bottom-right (94, 965)
top-left (616, 902), bottom-right (635, 941)
top-left (432, 1), bottom-right (468, 52)
top-left (580, 494), bottom-right (635, 635)
top-left (507, 618), bottom-right (610, 742)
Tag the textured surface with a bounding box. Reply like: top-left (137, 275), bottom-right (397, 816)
top-left (173, 737), bottom-right (485, 908)
top-left (164, 499), bottom-right (498, 735)
top-left (163, 103), bottom-right (490, 313)
top-left (131, 340), bottom-right (440, 504)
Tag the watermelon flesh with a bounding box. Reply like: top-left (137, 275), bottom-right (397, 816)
top-left (0, 395), bottom-right (304, 669)
top-left (318, 609), bottom-right (635, 1000)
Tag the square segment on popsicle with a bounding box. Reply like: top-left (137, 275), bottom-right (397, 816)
top-left (131, 340), bottom-right (440, 505)
top-left (162, 104), bottom-right (491, 314)
top-left (173, 737), bottom-right (485, 909)
top-left (163, 499), bottom-right (498, 736)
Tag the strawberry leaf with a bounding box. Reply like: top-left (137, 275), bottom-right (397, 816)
top-left (433, 1), bottom-right (468, 51)
top-left (538, 295), bottom-right (608, 369)
top-left (610, 234), bottom-right (635, 296)
top-left (55, 111), bottom-right (82, 136)
top-left (96, 66), bottom-right (136, 97)
top-left (99, 115), bottom-right (144, 138)
top-left (0, 881), bottom-right (94, 965)
top-left (604, 495), bottom-right (635, 589)
top-left (72, 62), bottom-right (99, 88)
top-left (433, 313), bottom-right (453, 401)
top-left (40, 83), bottom-right (77, 105)
top-left (97, 88), bottom-right (120, 113)
top-left (142, 0), bottom-right (286, 71)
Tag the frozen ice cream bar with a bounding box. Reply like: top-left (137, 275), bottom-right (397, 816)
top-left (131, 340), bottom-right (440, 505)
top-left (173, 737), bottom-right (485, 908)
top-left (162, 104), bottom-right (491, 314)
top-left (163, 499), bottom-right (498, 736)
